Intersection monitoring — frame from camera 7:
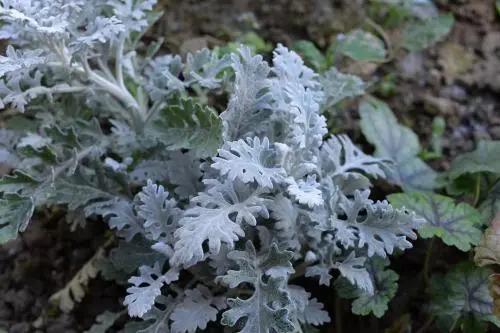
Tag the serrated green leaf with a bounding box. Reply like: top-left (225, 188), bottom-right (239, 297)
top-left (335, 257), bottom-right (398, 318)
top-left (402, 14), bottom-right (454, 52)
top-left (292, 40), bottom-right (327, 71)
top-left (359, 98), bottom-right (436, 191)
top-left (45, 181), bottom-right (112, 210)
top-left (148, 97), bottom-right (223, 157)
top-left (389, 192), bottom-right (482, 251)
top-left (430, 263), bottom-right (498, 332)
top-left (338, 30), bottom-right (386, 62)
top-left (0, 194), bottom-right (34, 243)
top-left (445, 140), bottom-right (500, 180)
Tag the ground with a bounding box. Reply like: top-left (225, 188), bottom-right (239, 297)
top-left (1, 1), bottom-right (499, 332)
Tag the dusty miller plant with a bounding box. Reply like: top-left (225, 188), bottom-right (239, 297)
top-left (0, 1), bottom-right (425, 332)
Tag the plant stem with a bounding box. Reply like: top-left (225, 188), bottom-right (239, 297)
top-left (422, 237), bottom-right (435, 285)
top-left (473, 173), bottom-right (481, 207)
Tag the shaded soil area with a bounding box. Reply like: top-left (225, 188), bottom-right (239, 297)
top-left (2, 1), bottom-right (500, 332)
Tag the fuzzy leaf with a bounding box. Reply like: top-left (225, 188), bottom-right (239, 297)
top-left (125, 263), bottom-right (179, 318)
top-left (402, 14), bottom-right (454, 52)
top-left (171, 180), bottom-right (270, 267)
top-left (222, 277), bottom-right (295, 333)
top-left (359, 98), bottom-right (436, 191)
top-left (170, 285), bottom-right (220, 333)
top-left (166, 151), bottom-right (203, 200)
top-left (137, 180), bottom-right (181, 242)
top-left (320, 134), bottom-right (387, 184)
top-left (219, 242), bottom-right (295, 332)
top-left (213, 136), bottom-right (286, 189)
top-left (389, 191), bottom-right (482, 252)
top-left (0, 194), bottom-right (34, 243)
top-left (335, 257), bottom-right (398, 318)
top-left (337, 30), bottom-right (386, 62)
top-left (221, 46), bottom-right (272, 141)
top-left (149, 97), bottom-right (223, 157)
top-left (333, 189), bottom-right (424, 257)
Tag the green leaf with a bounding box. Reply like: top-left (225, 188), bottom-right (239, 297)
top-left (45, 181), bottom-right (112, 210)
top-left (402, 14), bottom-right (455, 52)
top-left (359, 98), bottom-right (436, 191)
top-left (445, 140), bottom-right (500, 180)
top-left (0, 194), bottom-right (34, 243)
top-left (148, 97), bottom-right (223, 157)
top-left (292, 40), bottom-right (327, 71)
top-left (337, 30), bottom-right (386, 62)
top-left (430, 263), bottom-right (498, 332)
top-left (335, 257), bottom-right (398, 318)
top-left (389, 192), bottom-right (482, 251)
top-left (478, 181), bottom-right (500, 225)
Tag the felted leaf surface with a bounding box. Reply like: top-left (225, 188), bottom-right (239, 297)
top-left (213, 137), bottom-right (286, 189)
top-left (218, 242), bottom-right (295, 333)
top-left (288, 285), bottom-right (330, 326)
top-left (222, 277), bottom-right (295, 333)
top-left (335, 257), bottom-right (398, 318)
top-left (149, 97), bottom-right (223, 157)
top-left (333, 189), bottom-right (423, 257)
top-left (170, 285), bottom-right (221, 333)
top-left (359, 98), bottom-right (437, 191)
top-left (429, 263), bottom-right (497, 331)
top-left (124, 263), bottom-right (179, 318)
top-left (389, 191), bottom-right (482, 252)
top-left (171, 180), bottom-right (270, 267)
top-left (0, 194), bottom-right (34, 243)
top-left (445, 140), bottom-right (500, 180)
top-left (337, 30), bottom-right (386, 62)
top-left (137, 180), bottom-right (181, 242)
top-left (320, 134), bottom-right (387, 184)
top-left (402, 14), bottom-right (455, 52)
